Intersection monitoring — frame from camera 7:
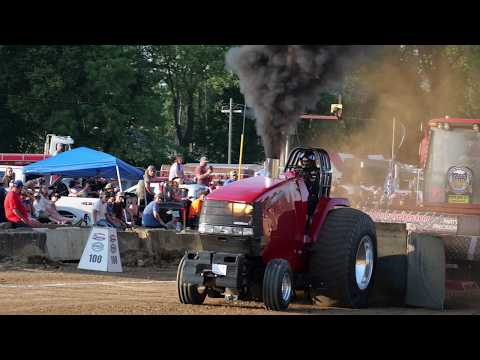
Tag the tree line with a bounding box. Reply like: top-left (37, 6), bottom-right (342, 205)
top-left (1, 45), bottom-right (479, 168)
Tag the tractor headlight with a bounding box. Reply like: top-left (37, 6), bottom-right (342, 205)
top-left (447, 166), bottom-right (473, 194)
top-left (228, 202), bottom-right (254, 216)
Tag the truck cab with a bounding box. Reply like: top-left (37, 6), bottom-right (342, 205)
top-left (419, 118), bottom-right (480, 212)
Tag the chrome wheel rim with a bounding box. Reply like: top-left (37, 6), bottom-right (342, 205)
top-left (355, 235), bottom-right (374, 290)
top-left (281, 272), bottom-right (292, 302)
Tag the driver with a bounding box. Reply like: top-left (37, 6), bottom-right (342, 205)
top-left (299, 151), bottom-right (320, 216)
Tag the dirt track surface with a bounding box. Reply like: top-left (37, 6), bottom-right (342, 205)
top-left (0, 261), bottom-right (479, 315)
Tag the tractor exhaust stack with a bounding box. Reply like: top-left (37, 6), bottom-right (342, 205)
top-left (265, 158), bottom-right (280, 187)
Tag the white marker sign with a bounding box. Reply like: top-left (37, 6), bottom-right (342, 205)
top-left (78, 227), bottom-right (122, 272)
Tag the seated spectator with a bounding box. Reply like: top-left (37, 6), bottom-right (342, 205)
top-left (21, 190), bottom-right (35, 220)
top-left (208, 181), bottom-right (217, 193)
top-left (33, 185), bottom-right (73, 225)
top-left (165, 210), bottom-right (181, 230)
top-left (188, 190), bottom-right (208, 228)
top-left (4, 180), bottom-right (41, 228)
top-left (164, 180), bottom-right (182, 202)
top-left (69, 179), bottom-right (90, 197)
top-left (103, 182), bottom-right (116, 198)
top-left (111, 192), bottom-right (128, 230)
top-left (126, 195), bottom-right (140, 226)
top-left (92, 192), bottom-right (114, 228)
top-left (0, 186), bottom-right (6, 223)
top-left (223, 170), bottom-right (238, 186)
top-left (142, 193), bottom-right (167, 229)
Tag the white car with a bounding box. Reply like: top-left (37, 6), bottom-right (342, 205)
top-left (55, 196), bottom-right (101, 225)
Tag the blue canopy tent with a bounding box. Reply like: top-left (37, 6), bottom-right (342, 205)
top-left (23, 147), bottom-right (143, 191)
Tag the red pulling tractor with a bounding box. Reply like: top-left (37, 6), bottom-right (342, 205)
top-left (176, 147), bottom-right (377, 310)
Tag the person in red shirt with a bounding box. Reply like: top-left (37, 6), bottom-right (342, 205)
top-left (4, 180), bottom-right (40, 228)
top-left (195, 156), bottom-right (213, 186)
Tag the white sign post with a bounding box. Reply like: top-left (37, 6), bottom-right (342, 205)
top-left (78, 227), bottom-right (123, 272)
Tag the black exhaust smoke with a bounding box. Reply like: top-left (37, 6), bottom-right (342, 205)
top-left (226, 45), bottom-right (380, 159)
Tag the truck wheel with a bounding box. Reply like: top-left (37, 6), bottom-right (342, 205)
top-left (263, 259), bottom-right (293, 311)
top-left (309, 207), bottom-right (377, 308)
top-left (177, 255), bottom-right (206, 305)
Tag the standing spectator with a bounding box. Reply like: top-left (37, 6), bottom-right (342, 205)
top-left (137, 165), bottom-right (156, 211)
top-left (142, 193), bottom-right (167, 229)
top-left (223, 170), bottom-right (238, 186)
top-left (195, 157), bottom-right (212, 186)
top-left (2, 167), bottom-right (15, 188)
top-left (169, 154), bottom-right (185, 183)
top-left (52, 143), bottom-right (65, 156)
top-left (0, 186), bottom-right (6, 223)
top-left (4, 180), bottom-right (41, 228)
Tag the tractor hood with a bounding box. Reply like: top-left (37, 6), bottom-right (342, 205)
top-left (207, 175), bottom-right (290, 203)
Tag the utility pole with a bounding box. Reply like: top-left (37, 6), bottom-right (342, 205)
top-left (221, 98), bottom-right (242, 165)
top-left (228, 98), bottom-right (233, 164)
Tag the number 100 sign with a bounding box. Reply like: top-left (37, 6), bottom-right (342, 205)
top-left (78, 227), bottom-right (123, 272)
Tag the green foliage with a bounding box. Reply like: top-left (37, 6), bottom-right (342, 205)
top-left (5, 44), bottom-right (480, 169)
top-left (0, 45), bottom-right (265, 167)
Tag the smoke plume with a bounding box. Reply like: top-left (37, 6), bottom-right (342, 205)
top-left (226, 45), bottom-right (376, 158)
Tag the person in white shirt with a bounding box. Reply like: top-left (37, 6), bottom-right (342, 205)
top-left (168, 154), bottom-right (185, 183)
top-left (33, 185), bottom-right (73, 224)
top-left (92, 192), bottom-right (110, 226)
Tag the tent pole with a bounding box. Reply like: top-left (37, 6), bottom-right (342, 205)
top-left (116, 165), bottom-right (128, 225)
top-left (116, 165), bottom-right (123, 192)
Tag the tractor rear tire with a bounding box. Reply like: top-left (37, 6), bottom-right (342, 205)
top-left (263, 259), bottom-right (293, 311)
top-left (309, 207), bottom-right (377, 308)
top-left (177, 255), bottom-right (206, 305)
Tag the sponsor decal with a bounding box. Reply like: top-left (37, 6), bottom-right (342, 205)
top-left (110, 243), bottom-right (117, 253)
top-left (110, 234), bottom-right (117, 243)
top-left (91, 242), bottom-right (105, 252)
top-left (92, 233), bottom-right (106, 241)
top-left (364, 208), bottom-right (458, 234)
top-left (81, 202), bottom-right (94, 206)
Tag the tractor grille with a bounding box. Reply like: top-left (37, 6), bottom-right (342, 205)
top-left (200, 200), bottom-right (263, 237)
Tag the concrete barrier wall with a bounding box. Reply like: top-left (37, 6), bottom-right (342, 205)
top-left (0, 230), bottom-right (47, 259)
top-left (5, 227), bottom-right (201, 263)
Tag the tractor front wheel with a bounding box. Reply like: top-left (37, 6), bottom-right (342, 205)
top-left (177, 255), bottom-right (206, 305)
top-left (263, 259), bottom-right (293, 311)
top-left (309, 207), bottom-right (377, 308)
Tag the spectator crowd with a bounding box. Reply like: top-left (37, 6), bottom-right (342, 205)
top-left (0, 154), bottom-right (240, 231)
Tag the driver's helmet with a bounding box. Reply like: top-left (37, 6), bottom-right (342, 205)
top-left (300, 151), bottom-right (316, 168)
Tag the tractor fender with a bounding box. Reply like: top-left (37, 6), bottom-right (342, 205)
top-left (308, 197), bottom-right (349, 243)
